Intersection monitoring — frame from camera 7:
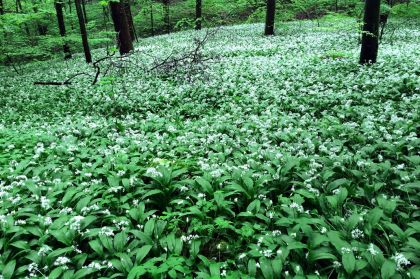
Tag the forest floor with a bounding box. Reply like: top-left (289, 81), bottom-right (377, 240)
top-left (0, 18), bottom-right (419, 278)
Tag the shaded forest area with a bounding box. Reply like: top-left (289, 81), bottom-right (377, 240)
top-left (0, 0), bottom-right (418, 64)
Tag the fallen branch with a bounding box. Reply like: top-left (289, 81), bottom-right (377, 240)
top-left (33, 81), bottom-right (71, 85)
top-left (33, 27), bottom-right (221, 86)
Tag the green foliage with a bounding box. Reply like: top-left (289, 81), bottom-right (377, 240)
top-left (0, 18), bottom-right (419, 277)
top-left (391, 2), bottom-right (420, 18)
top-left (2, 0), bottom-right (419, 63)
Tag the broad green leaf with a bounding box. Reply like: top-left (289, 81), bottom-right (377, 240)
top-left (135, 245), bottom-right (152, 264)
top-left (2, 260), bottom-right (16, 279)
top-left (381, 260), bottom-right (396, 279)
top-left (342, 252), bottom-right (355, 274)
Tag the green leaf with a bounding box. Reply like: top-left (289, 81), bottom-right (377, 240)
top-left (381, 260), bottom-right (396, 279)
top-left (196, 177), bottom-right (213, 193)
top-left (260, 258), bottom-right (274, 279)
top-left (107, 176), bottom-right (120, 187)
top-left (89, 240), bottom-right (104, 256)
top-left (144, 218), bottom-right (155, 236)
top-left (2, 260), bottom-right (16, 279)
top-left (327, 178), bottom-right (350, 192)
top-left (190, 239), bottom-right (201, 257)
top-left (10, 240), bottom-right (30, 250)
top-left (367, 208), bottom-right (384, 227)
top-left (114, 232), bottom-right (127, 252)
top-left (271, 259), bottom-right (283, 277)
top-left (342, 252), bottom-right (356, 274)
top-left (128, 266), bottom-right (147, 279)
top-left (135, 245), bottom-right (152, 264)
top-left (48, 267), bottom-right (63, 279)
top-left (209, 263), bottom-right (220, 277)
top-left (73, 268), bottom-right (96, 279)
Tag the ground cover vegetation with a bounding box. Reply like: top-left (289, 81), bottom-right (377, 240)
top-left (0, 0), bottom-right (419, 278)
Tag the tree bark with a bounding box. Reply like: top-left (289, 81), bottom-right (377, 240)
top-left (81, 0), bottom-right (88, 23)
top-left (75, 0), bottom-right (92, 63)
top-left (163, 0), bottom-right (170, 33)
top-left (123, 0), bottom-right (136, 41)
top-left (109, 0), bottom-right (133, 55)
top-left (15, 0), bottom-right (31, 37)
top-left (265, 0), bottom-right (276, 35)
top-left (150, 3), bottom-right (155, 36)
top-left (32, 3), bottom-right (49, 35)
top-left (55, 1), bottom-right (72, 59)
top-left (0, 0), bottom-right (4, 15)
top-left (195, 0), bottom-right (202, 30)
top-left (359, 0), bottom-right (381, 64)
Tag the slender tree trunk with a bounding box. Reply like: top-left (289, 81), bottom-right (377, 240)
top-left (150, 3), bottom-right (154, 36)
top-left (32, 2), bottom-right (49, 35)
top-left (55, 1), bottom-right (72, 59)
top-left (265, 0), bottom-right (276, 35)
top-left (123, 0), bottom-right (136, 41)
top-left (75, 0), bottom-right (92, 63)
top-left (163, 0), bottom-right (170, 33)
top-left (109, 0), bottom-right (133, 54)
top-left (0, 0), bottom-right (4, 15)
top-left (81, 0), bottom-right (88, 23)
top-left (359, 0), bottom-right (380, 64)
top-left (16, 0), bottom-right (31, 37)
top-left (195, 0), bottom-right (202, 30)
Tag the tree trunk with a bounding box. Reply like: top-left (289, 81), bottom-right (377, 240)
top-left (359, 0), bottom-right (380, 64)
top-left (81, 0), bottom-right (88, 23)
top-left (195, 0), bottom-right (202, 30)
top-left (0, 0), bottom-right (4, 15)
top-left (55, 1), bottom-right (72, 59)
top-left (32, 3), bottom-right (49, 35)
top-left (16, 0), bottom-right (31, 37)
top-left (265, 0), bottom-right (276, 35)
top-left (109, 0), bottom-right (133, 55)
top-left (123, 0), bottom-right (136, 41)
top-left (163, 0), bottom-right (170, 33)
top-left (150, 3), bottom-right (155, 36)
top-left (75, 0), bottom-right (92, 63)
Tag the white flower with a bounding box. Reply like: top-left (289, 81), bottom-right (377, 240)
top-left (272, 230), bottom-right (281, 236)
top-left (333, 261), bottom-right (342, 268)
top-left (210, 169), bottom-right (223, 178)
top-left (146, 167), bottom-right (163, 178)
top-left (392, 253), bottom-right (411, 270)
top-left (67, 216), bottom-right (84, 231)
top-left (179, 185), bottom-right (189, 192)
top-left (167, 125), bottom-right (177, 133)
top-left (320, 227), bottom-right (327, 234)
top-left (43, 217), bottom-right (52, 225)
top-left (261, 249), bottom-right (273, 258)
top-left (290, 202), bottom-right (304, 213)
top-left (351, 228), bottom-right (364, 239)
top-left (341, 247), bottom-right (351, 254)
top-left (181, 234), bottom-right (199, 244)
top-left (367, 243), bottom-right (379, 255)
top-left (38, 245), bottom-right (52, 256)
top-left (40, 196), bottom-right (51, 209)
top-left (54, 256), bottom-right (71, 269)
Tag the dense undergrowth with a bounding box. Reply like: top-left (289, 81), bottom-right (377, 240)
top-left (0, 19), bottom-right (419, 278)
